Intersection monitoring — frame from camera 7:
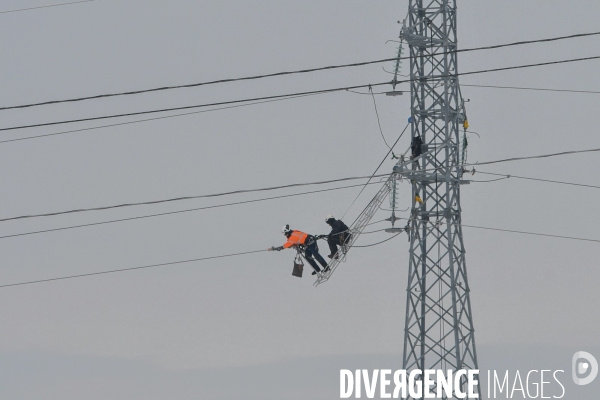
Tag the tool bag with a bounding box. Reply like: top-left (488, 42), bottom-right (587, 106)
top-left (292, 252), bottom-right (304, 278)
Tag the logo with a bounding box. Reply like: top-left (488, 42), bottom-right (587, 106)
top-left (572, 351), bottom-right (598, 386)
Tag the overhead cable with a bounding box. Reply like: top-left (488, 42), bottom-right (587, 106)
top-left (3, 219), bottom-right (600, 289)
top-left (4, 54), bottom-right (600, 134)
top-left (353, 232), bottom-right (403, 247)
top-left (0, 93), bottom-right (322, 145)
top-left (465, 147), bottom-right (600, 167)
top-left (363, 85), bottom-right (600, 96)
top-left (0, 249), bottom-right (268, 289)
top-left (395, 217), bottom-right (600, 244)
top-left (477, 171), bottom-right (600, 190)
top-left (0, 182), bottom-right (383, 240)
top-left (462, 224), bottom-right (600, 243)
top-left (3, 55), bottom-right (600, 134)
top-left (462, 84), bottom-right (600, 95)
top-left (2, 30), bottom-right (599, 110)
top-left (457, 55), bottom-right (600, 79)
top-left (3, 146), bottom-right (600, 225)
top-left (0, 175), bottom-right (389, 223)
top-left (0, 0), bottom-right (94, 14)
top-left (0, 82), bottom-right (390, 132)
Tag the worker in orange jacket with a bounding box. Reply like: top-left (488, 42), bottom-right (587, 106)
top-left (269, 224), bottom-right (329, 275)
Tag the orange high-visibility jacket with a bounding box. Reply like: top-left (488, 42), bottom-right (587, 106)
top-left (283, 230), bottom-right (309, 249)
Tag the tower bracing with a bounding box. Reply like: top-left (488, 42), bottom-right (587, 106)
top-left (401, 0), bottom-right (481, 398)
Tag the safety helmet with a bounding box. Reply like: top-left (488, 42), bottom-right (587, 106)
top-left (325, 214), bottom-right (335, 223)
top-left (282, 224), bottom-right (292, 235)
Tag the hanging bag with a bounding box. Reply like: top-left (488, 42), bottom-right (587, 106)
top-left (292, 252), bottom-right (304, 278)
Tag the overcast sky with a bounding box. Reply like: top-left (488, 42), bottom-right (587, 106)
top-left (0, 0), bottom-right (599, 399)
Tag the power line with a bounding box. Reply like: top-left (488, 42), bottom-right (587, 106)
top-left (3, 145), bottom-right (599, 226)
top-left (462, 223), bottom-right (600, 243)
top-left (0, 182), bottom-right (383, 240)
top-left (0, 249), bottom-right (268, 289)
top-left (3, 218), bottom-right (600, 289)
top-left (2, 30), bottom-right (599, 110)
top-left (0, 92), bottom-right (322, 145)
top-left (465, 147), bottom-right (600, 167)
top-left (476, 171), bottom-right (600, 190)
top-left (395, 216), bottom-right (600, 244)
top-left (0, 0), bottom-right (94, 14)
top-left (3, 54), bottom-right (600, 134)
top-left (462, 84), bottom-right (600, 95)
top-left (0, 174), bottom-right (390, 223)
top-left (457, 55), bottom-right (600, 80)
top-left (7, 162), bottom-right (598, 241)
top-left (0, 82), bottom-right (389, 132)
top-left (358, 84), bottom-right (600, 96)
top-left (4, 54), bottom-right (600, 134)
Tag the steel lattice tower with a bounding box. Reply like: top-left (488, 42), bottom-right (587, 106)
top-left (401, 0), bottom-right (481, 398)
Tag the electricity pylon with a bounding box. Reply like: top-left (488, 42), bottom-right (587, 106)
top-left (401, 0), bottom-right (481, 398)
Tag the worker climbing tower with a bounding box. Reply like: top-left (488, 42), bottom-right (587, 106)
top-left (401, 0), bottom-right (481, 398)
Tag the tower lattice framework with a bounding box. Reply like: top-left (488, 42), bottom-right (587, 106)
top-left (401, 0), bottom-right (481, 398)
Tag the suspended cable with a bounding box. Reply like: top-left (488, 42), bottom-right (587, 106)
top-left (0, 82), bottom-right (389, 132)
top-left (413, 147), bottom-right (600, 175)
top-left (461, 224), bottom-right (600, 243)
top-left (477, 171), bottom-right (600, 190)
top-left (0, 174), bottom-right (389, 223)
top-left (0, 93), bottom-right (323, 145)
top-left (360, 84), bottom-right (600, 96)
top-left (2, 30), bottom-right (599, 110)
top-left (0, 0), bottom-right (94, 14)
top-left (3, 54), bottom-right (600, 134)
top-left (457, 55), bottom-right (600, 80)
top-left (3, 145), bottom-right (599, 225)
top-left (353, 232), bottom-right (403, 247)
top-left (396, 216), bottom-right (600, 244)
top-left (0, 249), bottom-right (268, 289)
top-left (465, 147), bottom-right (600, 167)
top-left (0, 182), bottom-right (383, 241)
top-left (3, 217), bottom-right (599, 289)
top-left (462, 84), bottom-right (600, 95)
top-left (468, 176), bottom-right (511, 183)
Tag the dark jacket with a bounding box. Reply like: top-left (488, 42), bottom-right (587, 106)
top-left (328, 219), bottom-right (349, 237)
top-left (411, 135), bottom-right (423, 158)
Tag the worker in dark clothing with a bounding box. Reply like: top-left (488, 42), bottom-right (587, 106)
top-left (269, 224), bottom-right (329, 275)
top-left (324, 215), bottom-right (351, 259)
top-left (410, 135), bottom-right (423, 169)
top-left (411, 135), bottom-right (423, 159)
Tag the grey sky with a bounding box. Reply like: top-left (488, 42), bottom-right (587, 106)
top-left (0, 0), bottom-right (599, 398)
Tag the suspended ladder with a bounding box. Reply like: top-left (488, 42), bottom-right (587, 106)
top-left (314, 172), bottom-right (399, 286)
